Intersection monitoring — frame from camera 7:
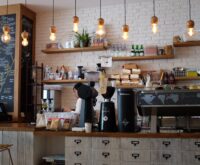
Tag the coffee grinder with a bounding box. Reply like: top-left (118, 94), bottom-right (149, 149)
top-left (99, 86), bottom-right (117, 132)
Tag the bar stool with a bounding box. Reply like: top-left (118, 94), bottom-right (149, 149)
top-left (0, 144), bottom-right (14, 165)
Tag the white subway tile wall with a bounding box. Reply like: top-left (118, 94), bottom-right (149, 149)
top-left (36, 0), bottom-right (200, 109)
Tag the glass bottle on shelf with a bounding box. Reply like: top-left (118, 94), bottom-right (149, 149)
top-left (135, 45), bottom-right (139, 56)
top-left (131, 44), bottom-right (135, 56)
top-left (140, 45), bottom-right (144, 56)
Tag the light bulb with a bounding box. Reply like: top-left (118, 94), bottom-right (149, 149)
top-left (73, 23), bottom-right (79, 32)
top-left (22, 38), bottom-right (28, 47)
top-left (96, 18), bottom-right (105, 36)
top-left (1, 25), bottom-right (11, 44)
top-left (122, 32), bottom-right (128, 40)
top-left (151, 16), bottom-right (158, 34)
top-left (188, 28), bottom-right (194, 37)
top-left (49, 32), bottom-right (56, 41)
top-left (49, 26), bottom-right (57, 41)
top-left (187, 20), bottom-right (195, 37)
top-left (73, 16), bottom-right (79, 32)
top-left (122, 25), bottom-right (129, 40)
top-left (1, 32), bottom-right (11, 44)
top-left (152, 23), bottom-right (158, 34)
top-left (96, 25), bottom-right (105, 36)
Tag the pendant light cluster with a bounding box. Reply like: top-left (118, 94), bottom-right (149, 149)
top-left (49, 0), bottom-right (57, 41)
top-left (73, 0), bottom-right (79, 32)
top-left (151, 0), bottom-right (158, 34)
top-left (21, 0), bottom-right (29, 47)
top-left (96, 0), bottom-right (105, 37)
top-left (187, 0), bottom-right (195, 36)
top-left (1, 0), bottom-right (11, 44)
top-left (122, 0), bottom-right (129, 40)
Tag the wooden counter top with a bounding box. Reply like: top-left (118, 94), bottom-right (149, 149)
top-left (34, 130), bottom-right (200, 138)
top-left (0, 123), bottom-right (36, 131)
top-left (0, 123), bottom-right (199, 138)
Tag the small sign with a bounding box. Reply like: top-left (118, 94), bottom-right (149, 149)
top-left (100, 56), bottom-right (112, 67)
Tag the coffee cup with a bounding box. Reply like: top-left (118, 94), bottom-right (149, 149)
top-left (85, 122), bottom-right (92, 133)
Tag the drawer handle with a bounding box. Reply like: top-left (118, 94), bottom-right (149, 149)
top-left (102, 140), bottom-right (110, 146)
top-left (102, 152), bottom-right (110, 158)
top-left (74, 139), bottom-right (82, 144)
top-left (162, 154), bottom-right (171, 160)
top-left (162, 141), bottom-right (171, 147)
top-left (74, 164), bottom-right (81, 165)
top-left (132, 153), bottom-right (140, 159)
top-left (195, 142), bottom-right (200, 148)
top-left (131, 141), bottom-right (140, 146)
top-left (74, 151), bottom-right (82, 157)
top-left (195, 155), bottom-right (200, 161)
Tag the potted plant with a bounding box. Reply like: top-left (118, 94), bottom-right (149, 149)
top-left (74, 29), bottom-right (91, 48)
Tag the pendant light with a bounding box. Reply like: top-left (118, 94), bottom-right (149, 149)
top-left (122, 0), bottom-right (129, 40)
top-left (96, 0), bottom-right (105, 36)
top-left (1, 0), bottom-right (11, 44)
top-left (21, 0), bottom-right (29, 46)
top-left (73, 0), bottom-right (79, 32)
top-left (49, 0), bottom-right (56, 41)
top-left (187, 0), bottom-right (195, 37)
top-left (151, 0), bottom-right (158, 34)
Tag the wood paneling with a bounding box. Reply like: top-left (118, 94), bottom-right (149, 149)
top-left (42, 46), bottom-right (107, 54)
top-left (173, 41), bottom-right (200, 47)
top-left (112, 54), bottom-right (174, 61)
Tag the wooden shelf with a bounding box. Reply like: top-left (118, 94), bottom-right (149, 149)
top-left (112, 54), bottom-right (174, 61)
top-left (175, 77), bottom-right (200, 81)
top-left (42, 79), bottom-right (94, 84)
top-left (41, 46), bottom-right (107, 54)
top-left (173, 41), bottom-right (200, 47)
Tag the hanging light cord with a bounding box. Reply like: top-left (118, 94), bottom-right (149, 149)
top-left (124, 0), bottom-right (126, 25)
top-left (52, 0), bottom-right (54, 25)
top-left (6, 0), bottom-right (8, 24)
top-left (189, 0), bottom-right (191, 20)
top-left (75, 0), bottom-right (77, 16)
top-left (153, 0), bottom-right (155, 16)
top-left (100, 0), bottom-right (102, 18)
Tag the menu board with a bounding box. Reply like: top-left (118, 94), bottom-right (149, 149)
top-left (0, 14), bottom-right (16, 112)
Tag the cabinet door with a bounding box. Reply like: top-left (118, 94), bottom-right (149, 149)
top-left (92, 149), bottom-right (120, 161)
top-left (65, 137), bottom-right (91, 148)
top-left (151, 138), bottom-right (180, 151)
top-left (92, 137), bottom-right (120, 149)
top-left (65, 147), bottom-right (92, 161)
top-left (181, 139), bottom-right (200, 151)
top-left (121, 150), bottom-right (150, 162)
top-left (182, 151), bottom-right (200, 165)
top-left (151, 151), bottom-right (180, 165)
top-left (121, 138), bottom-right (151, 150)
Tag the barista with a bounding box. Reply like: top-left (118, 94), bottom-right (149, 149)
top-left (64, 82), bottom-right (84, 114)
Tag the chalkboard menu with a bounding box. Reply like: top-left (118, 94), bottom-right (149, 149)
top-left (0, 14), bottom-right (16, 112)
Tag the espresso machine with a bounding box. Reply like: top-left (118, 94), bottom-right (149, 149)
top-left (99, 86), bottom-right (117, 132)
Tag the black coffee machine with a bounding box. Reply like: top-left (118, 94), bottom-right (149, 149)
top-left (99, 86), bottom-right (117, 132)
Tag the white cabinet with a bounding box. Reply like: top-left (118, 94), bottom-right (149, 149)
top-left (181, 139), bottom-right (200, 165)
top-left (65, 137), bottom-right (92, 165)
top-left (64, 136), bottom-right (200, 165)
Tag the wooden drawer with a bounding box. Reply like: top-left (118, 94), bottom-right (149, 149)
top-left (121, 138), bottom-right (151, 150)
top-left (151, 138), bottom-right (180, 150)
top-left (182, 151), bottom-right (200, 165)
top-left (124, 162), bottom-right (149, 165)
top-left (92, 137), bottom-right (120, 149)
top-left (151, 151), bottom-right (180, 164)
top-left (65, 137), bottom-right (91, 148)
top-left (93, 160), bottom-right (120, 165)
top-left (65, 160), bottom-right (92, 165)
top-left (121, 150), bottom-right (150, 162)
top-left (92, 149), bottom-right (120, 161)
top-left (181, 139), bottom-right (200, 151)
top-left (65, 148), bottom-right (92, 161)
